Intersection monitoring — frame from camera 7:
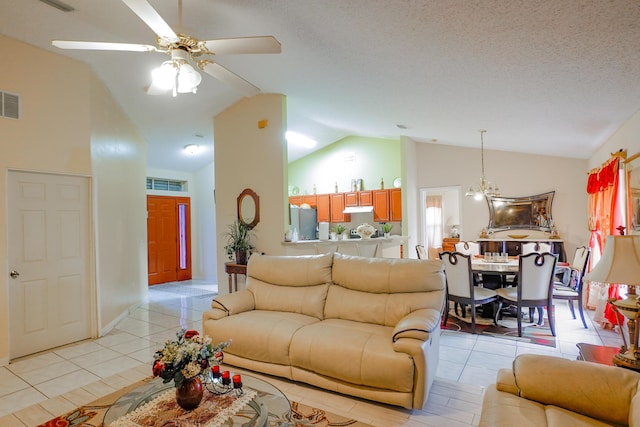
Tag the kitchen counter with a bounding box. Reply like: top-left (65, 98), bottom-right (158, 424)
top-left (282, 236), bottom-right (409, 258)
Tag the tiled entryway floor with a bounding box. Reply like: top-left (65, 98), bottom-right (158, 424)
top-left (0, 280), bottom-right (621, 426)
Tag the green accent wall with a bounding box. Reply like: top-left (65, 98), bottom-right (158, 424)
top-left (288, 136), bottom-right (401, 195)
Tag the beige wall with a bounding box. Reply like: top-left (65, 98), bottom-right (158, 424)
top-left (214, 94), bottom-right (287, 292)
top-left (90, 74), bottom-right (148, 334)
top-left (407, 140), bottom-right (589, 258)
top-left (0, 35), bottom-right (147, 362)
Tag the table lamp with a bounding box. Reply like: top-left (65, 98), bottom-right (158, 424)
top-left (584, 235), bottom-right (640, 369)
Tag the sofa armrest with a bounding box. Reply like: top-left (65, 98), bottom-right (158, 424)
top-left (510, 354), bottom-right (640, 426)
top-left (392, 308), bottom-right (440, 342)
top-left (205, 290), bottom-right (255, 320)
top-left (495, 368), bottom-right (519, 396)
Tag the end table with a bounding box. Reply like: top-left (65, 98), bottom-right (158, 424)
top-left (225, 262), bottom-right (247, 293)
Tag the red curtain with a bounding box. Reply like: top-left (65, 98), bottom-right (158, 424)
top-left (587, 156), bottom-right (624, 326)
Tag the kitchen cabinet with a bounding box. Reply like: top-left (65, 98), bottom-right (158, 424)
top-left (345, 192), bottom-right (358, 206)
top-left (289, 196), bottom-right (302, 206)
top-left (372, 190), bottom-right (390, 222)
top-left (358, 191), bottom-right (373, 206)
top-left (302, 195), bottom-right (317, 206)
top-left (330, 193), bottom-right (350, 223)
top-left (316, 194), bottom-right (330, 223)
top-left (390, 188), bottom-right (402, 221)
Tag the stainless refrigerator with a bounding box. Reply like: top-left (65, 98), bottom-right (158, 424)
top-left (290, 206), bottom-right (318, 240)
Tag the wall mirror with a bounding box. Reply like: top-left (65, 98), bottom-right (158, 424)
top-left (237, 188), bottom-right (260, 229)
top-left (486, 191), bottom-right (555, 232)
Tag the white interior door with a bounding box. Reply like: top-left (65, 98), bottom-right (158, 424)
top-left (8, 171), bottom-right (91, 359)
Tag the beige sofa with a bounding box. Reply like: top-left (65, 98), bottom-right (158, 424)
top-left (202, 252), bottom-right (446, 409)
top-left (480, 354), bottom-right (640, 427)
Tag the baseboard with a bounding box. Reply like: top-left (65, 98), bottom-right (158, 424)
top-left (99, 305), bottom-right (135, 337)
top-left (0, 356), bottom-right (9, 367)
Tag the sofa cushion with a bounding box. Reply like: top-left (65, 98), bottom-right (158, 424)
top-left (480, 386), bottom-right (548, 427)
top-left (205, 310), bottom-right (319, 365)
top-left (289, 319), bottom-right (414, 392)
top-left (512, 354), bottom-right (639, 426)
top-left (327, 254), bottom-right (445, 326)
top-left (247, 253), bottom-right (333, 319)
top-left (545, 406), bottom-right (615, 427)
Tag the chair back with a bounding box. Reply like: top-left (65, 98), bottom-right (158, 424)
top-left (439, 251), bottom-right (474, 298)
top-left (454, 241), bottom-right (480, 256)
top-left (521, 242), bottom-right (552, 255)
top-left (416, 245), bottom-right (427, 259)
top-left (518, 252), bottom-right (558, 300)
top-left (571, 246), bottom-right (590, 272)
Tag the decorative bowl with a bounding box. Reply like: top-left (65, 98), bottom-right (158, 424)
top-left (356, 223), bottom-right (376, 239)
top-left (507, 234), bottom-right (529, 239)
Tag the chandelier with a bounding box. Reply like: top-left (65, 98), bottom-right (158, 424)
top-left (465, 130), bottom-right (500, 200)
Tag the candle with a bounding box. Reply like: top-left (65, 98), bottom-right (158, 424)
top-left (211, 365), bottom-right (220, 378)
top-left (221, 370), bottom-right (231, 385)
top-left (233, 374), bottom-right (242, 389)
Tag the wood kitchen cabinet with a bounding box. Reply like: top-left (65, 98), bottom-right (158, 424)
top-left (289, 196), bottom-right (302, 206)
top-left (390, 188), bottom-right (402, 221)
top-left (345, 192), bottom-right (358, 207)
top-left (372, 190), bottom-right (390, 222)
top-left (316, 194), bottom-right (330, 222)
top-left (302, 195), bottom-right (317, 206)
top-left (358, 191), bottom-right (373, 206)
top-left (330, 193), bottom-right (350, 223)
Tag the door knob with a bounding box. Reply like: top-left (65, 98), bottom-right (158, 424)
top-left (9, 270), bottom-right (19, 279)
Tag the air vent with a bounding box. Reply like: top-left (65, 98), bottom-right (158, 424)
top-left (1, 91), bottom-right (20, 119)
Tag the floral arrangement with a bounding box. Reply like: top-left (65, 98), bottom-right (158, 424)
top-left (152, 329), bottom-right (230, 388)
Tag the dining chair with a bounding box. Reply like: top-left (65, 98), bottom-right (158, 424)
top-left (454, 241), bottom-right (481, 256)
top-left (553, 246), bottom-right (591, 328)
top-left (416, 244), bottom-right (427, 259)
top-left (439, 251), bottom-right (497, 334)
top-left (521, 242), bottom-right (552, 255)
top-left (495, 252), bottom-right (558, 337)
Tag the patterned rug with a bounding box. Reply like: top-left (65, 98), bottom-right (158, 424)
top-left (442, 307), bottom-right (556, 347)
top-left (37, 377), bottom-right (373, 427)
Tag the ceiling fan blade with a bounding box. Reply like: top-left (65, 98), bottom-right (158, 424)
top-left (201, 36), bottom-right (281, 55)
top-left (200, 61), bottom-right (260, 96)
top-left (121, 0), bottom-right (179, 43)
top-left (52, 40), bottom-right (158, 52)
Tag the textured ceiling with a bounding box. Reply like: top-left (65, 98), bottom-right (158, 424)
top-left (1, 0), bottom-right (640, 172)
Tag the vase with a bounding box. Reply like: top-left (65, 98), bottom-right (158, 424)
top-left (235, 250), bottom-right (248, 265)
top-left (176, 376), bottom-right (204, 411)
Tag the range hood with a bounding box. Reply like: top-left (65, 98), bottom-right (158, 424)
top-left (343, 206), bottom-right (374, 214)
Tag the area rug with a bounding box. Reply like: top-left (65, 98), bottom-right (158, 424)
top-left (442, 307), bottom-right (556, 347)
top-left (37, 377), bottom-right (373, 427)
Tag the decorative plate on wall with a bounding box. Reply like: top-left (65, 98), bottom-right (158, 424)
top-left (393, 177), bottom-right (401, 188)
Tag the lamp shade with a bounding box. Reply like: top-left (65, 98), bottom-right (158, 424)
top-left (584, 235), bottom-right (640, 285)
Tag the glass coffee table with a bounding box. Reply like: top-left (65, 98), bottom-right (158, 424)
top-left (103, 372), bottom-right (291, 427)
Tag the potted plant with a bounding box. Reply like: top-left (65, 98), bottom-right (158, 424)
top-left (331, 224), bottom-right (346, 240)
top-left (223, 220), bottom-right (253, 264)
top-left (381, 223), bottom-right (393, 238)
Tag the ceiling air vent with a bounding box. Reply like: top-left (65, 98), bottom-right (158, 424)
top-left (1, 91), bottom-right (20, 120)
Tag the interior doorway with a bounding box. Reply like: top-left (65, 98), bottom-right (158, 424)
top-left (420, 186), bottom-right (462, 258)
top-left (147, 195), bottom-right (192, 285)
top-left (8, 170), bottom-right (92, 359)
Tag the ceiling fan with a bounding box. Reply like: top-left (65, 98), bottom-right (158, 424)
top-left (52, 0), bottom-right (281, 97)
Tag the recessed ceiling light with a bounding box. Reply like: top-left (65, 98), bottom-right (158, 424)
top-left (184, 144), bottom-right (201, 155)
top-left (285, 131), bottom-right (317, 149)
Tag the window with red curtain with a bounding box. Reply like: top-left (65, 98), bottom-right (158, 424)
top-left (586, 156), bottom-right (624, 327)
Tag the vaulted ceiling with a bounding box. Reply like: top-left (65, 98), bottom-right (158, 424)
top-left (2, 0), bottom-right (640, 172)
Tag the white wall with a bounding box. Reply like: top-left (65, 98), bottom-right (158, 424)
top-left (408, 140), bottom-right (589, 258)
top-left (193, 163), bottom-right (217, 280)
top-left (0, 35), bottom-right (147, 362)
top-left (214, 94), bottom-right (287, 292)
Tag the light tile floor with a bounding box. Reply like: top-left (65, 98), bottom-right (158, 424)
top-left (0, 280), bottom-right (621, 426)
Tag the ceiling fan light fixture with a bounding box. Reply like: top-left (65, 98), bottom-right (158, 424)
top-left (152, 61), bottom-right (178, 90)
top-left (176, 63), bottom-right (202, 93)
